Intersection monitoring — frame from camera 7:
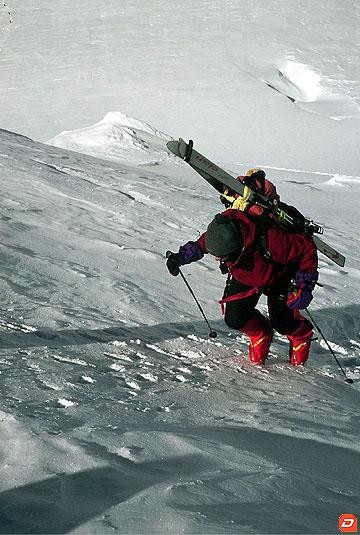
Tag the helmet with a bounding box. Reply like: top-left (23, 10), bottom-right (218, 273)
top-left (205, 214), bottom-right (243, 256)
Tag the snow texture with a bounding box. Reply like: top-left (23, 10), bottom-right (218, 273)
top-left (0, 1), bottom-right (360, 534)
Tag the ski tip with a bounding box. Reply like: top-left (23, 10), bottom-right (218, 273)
top-left (166, 140), bottom-right (182, 158)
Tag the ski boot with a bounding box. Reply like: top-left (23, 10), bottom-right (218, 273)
top-left (242, 311), bottom-right (273, 366)
top-left (287, 320), bottom-right (313, 366)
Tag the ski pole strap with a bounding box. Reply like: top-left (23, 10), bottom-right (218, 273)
top-left (183, 139), bottom-right (193, 162)
top-left (219, 287), bottom-right (260, 314)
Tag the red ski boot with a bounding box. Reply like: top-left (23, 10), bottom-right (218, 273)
top-left (287, 320), bottom-right (313, 366)
top-left (241, 311), bottom-right (273, 365)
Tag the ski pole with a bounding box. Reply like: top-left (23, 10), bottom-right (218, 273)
top-left (166, 252), bottom-right (217, 338)
top-left (179, 269), bottom-right (218, 338)
top-left (305, 308), bottom-right (353, 384)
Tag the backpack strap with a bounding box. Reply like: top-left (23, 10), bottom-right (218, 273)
top-left (240, 212), bottom-right (274, 262)
top-left (258, 227), bottom-right (272, 262)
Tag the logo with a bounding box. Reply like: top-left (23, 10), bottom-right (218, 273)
top-left (338, 514), bottom-right (358, 533)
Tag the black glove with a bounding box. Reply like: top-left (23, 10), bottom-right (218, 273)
top-left (166, 252), bottom-right (181, 277)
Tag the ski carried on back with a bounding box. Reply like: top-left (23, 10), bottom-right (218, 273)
top-left (167, 138), bottom-right (345, 267)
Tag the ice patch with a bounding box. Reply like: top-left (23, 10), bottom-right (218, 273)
top-left (111, 340), bottom-right (128, 347)
top-left (125, 380), bottom-right (141, 391)
top-left (174, 374), bottom-right (187, 383)
top-left (179, 349), bottom-right (205, 360)
top-left (52, 354), bottom-right (94, 367)
top-left (109, 363), bottom-right (126, 373)
top-left (80, 376), bottom-right (95, 384)
top-left (57, 398), bottom-right (76, 408)
top-left (176, 366), bottom-right (191, 374)
top-left (136, 372), bottom-right (158, 382)
top-left (115, 446), bottom-right (136, 461)
top-left (104, 352), bottom-right (133, 362)
top-left (0, 320), bottom-right (37, 333)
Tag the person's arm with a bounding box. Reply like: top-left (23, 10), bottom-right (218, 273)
top-left (279, 232), bottom-right (318, 309)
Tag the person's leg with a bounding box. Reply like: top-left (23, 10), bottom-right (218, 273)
top-left (223, 279), bottom-right (272, 365)
top-left (268, 294), bottom-right (313, 366)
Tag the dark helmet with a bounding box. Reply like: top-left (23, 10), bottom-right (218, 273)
top-left (205, 214), bottom-right (243, 256)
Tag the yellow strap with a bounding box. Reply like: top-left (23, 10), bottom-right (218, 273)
top-left (220, 185), bottom-right (252, 211)
top-left (293, 340), bottom-right (310, 352)
top-left (231, 185), bottom-right (252, 211)
top-left (251, 334), bottom-right (268, 348)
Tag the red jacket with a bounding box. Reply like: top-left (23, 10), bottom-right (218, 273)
top-left (196, 209), bottom-right (318, 293)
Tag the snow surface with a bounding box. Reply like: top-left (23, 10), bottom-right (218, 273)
top-left (1, 1), bottom-right (360, 534)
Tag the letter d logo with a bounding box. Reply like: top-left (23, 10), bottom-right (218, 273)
top-left (339, 514), bottom-right (358, 533)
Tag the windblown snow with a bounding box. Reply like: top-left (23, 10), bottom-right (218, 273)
top-left (0, 1), bottom-right (360, 534)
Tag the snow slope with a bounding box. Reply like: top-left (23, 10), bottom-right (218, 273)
top-left (1, 0), bottom-right (360, 533)
top-left (0, 120), bottom-right (360, 534)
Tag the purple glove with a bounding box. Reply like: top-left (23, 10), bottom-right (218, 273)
top-left (294, 271), bottom-right (318, 290)
top-left (178, 241), bottom-right (204, 264)
top-left (287, 271), bottom-right (318, 310)
top-left (166, 242), bottom-right (204, 277)
top-left (287, 288), bottom-right (313, 309)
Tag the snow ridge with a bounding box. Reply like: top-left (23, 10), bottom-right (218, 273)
top-left (47, 111), bottom-right (173, 166)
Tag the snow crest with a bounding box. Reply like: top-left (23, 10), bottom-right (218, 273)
top-left (47, 111), bottom-right (172, 166)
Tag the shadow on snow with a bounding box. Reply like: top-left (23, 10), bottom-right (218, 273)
top-left (0, 319), bottom-right (226, 350)
top-left (0, 453), bottom-right (208, 534)
top-left (0, 304), bottom-right (359, 356)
